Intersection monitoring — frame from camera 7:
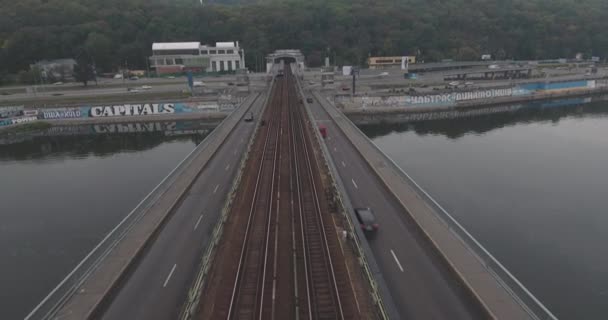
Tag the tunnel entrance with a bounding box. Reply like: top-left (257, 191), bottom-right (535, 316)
top-left (274, 57), bottom-right (297, 64)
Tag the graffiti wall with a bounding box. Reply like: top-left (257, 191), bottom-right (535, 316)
top-left (347, 80), bottom-right (598, 109)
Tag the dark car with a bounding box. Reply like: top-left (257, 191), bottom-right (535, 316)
top-left (354, 207), bottom-right (378, 233)
top-left (306, 97), bottom-right (313, 103)
top-left (244, 112), bottom-right (254, 122)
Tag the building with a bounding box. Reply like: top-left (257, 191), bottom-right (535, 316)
top-left (368, 56), bottom-right (416, 69)
top-left (33, 59), bottom-right (77, 81)
top-left (149, 41), bottom-right (245, 75)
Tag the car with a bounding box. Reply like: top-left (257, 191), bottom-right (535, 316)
top-left (342, 87), bottom-right (350, 91)
top-left (114, 74), bottom-right (123, 79)
top-left (193, 81), bottom-right (204, 87)
top-left (244, 112), bottom-right (254, 122)
top-left (129, 76), bottom-right (139, 80)
top-left (379, 72), bottom-right (389, 76)
top-left (354, 207), bottom-right (379, 233)
top-left (52, 82), bottom-right (63, 85)
top-left (141, 85), bottom-right (152, 90)
top-left (306, 97), bottom-right (313, 103)
top-left (168, 76), bottom-right (176, 79)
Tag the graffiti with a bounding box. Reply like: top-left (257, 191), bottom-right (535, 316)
top-left (40, 108), bottom-right (83, 119)
top-left (89, 104), bottom-right (175, 117)
top-left (355, 88), bottom-right (515, 108)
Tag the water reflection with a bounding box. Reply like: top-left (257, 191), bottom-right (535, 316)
top-left (0, 120), bottom-right (217, 161)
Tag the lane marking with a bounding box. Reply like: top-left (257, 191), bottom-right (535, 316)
top-left (213, 184), bottom-right (220, 194)
top-left (194, 214), bottom-right (203, 230)
top-left (390, 250), bottom-right (404, 272)
top-left (225, 164), bottom-right (230, 171)
top-left (163, 264), bottom-right (177, 287)
top-left (351, 179), bottom-right (358, 189)
top-left (341, 161), bottom-right (346, 168)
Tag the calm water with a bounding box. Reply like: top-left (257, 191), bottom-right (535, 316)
top-left (0, 120), bottom-right (212, 319)
top-left (360, 99), bottom-right (608, 319)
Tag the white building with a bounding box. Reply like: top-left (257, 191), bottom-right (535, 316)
top-left (150, 41), bottom-right (245, 74)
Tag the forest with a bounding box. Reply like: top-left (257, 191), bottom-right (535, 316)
top-left (1, 0), bottom-right (608, 83)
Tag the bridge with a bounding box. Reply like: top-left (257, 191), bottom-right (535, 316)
top-left (27, 63), bottom-right (557, 320)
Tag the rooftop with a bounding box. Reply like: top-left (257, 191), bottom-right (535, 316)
top-left (152, 42), bottom-right (201, 50)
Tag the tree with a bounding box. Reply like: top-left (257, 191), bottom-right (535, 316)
top-left (73, 51), bottom-right (96, 87)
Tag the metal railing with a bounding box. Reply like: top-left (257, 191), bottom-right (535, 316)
top-left (25, 93), bottom-right (261, 320)
top-left (316, 92), bottom-right (559, 320)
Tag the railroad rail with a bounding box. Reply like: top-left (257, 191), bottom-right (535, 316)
top-left (287, 69), bottom-right (345, 320)
top-left (205, 65), bottom-right (356, 320)
top-left (227, 78), bottom-right (283, 319)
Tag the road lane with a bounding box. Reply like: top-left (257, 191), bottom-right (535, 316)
top-left (100, 93), bottom-right (266, 320)
top-left (307, 95), bottom-right (486, 319)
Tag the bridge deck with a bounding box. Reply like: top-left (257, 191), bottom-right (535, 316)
top-left (308, 91), bottom-right (543, 319)
top-left (47, 92), bottom-right (265, 320)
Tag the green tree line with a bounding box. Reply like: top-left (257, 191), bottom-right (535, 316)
top-left (1, 0), bottom-right (608, 83)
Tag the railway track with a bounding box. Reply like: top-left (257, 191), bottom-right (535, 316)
top-left (227, 78), bottom-right (284, 320)
top-left (219, 65), bottom-right (354, 320)
top-left (287, 68), bottom-right (345, 320)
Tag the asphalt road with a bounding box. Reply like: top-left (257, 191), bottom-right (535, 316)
top-left (307, 96), bottom-right (486, 319)
top-left (100, 93), bottom-right (266, 320)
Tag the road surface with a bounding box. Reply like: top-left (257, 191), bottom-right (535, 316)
top-left (99, 93), bottom-right (266, 319)
top-left (307, 95), bottom-right (487, 319)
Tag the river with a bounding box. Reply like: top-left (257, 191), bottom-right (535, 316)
top-left (2, 98), bottom-right (606, 319)
top-left (359, 97), bottom-right (608, 319)
top-left (0, 120), bottom-right (212, 319)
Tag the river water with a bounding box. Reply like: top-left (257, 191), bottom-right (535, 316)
top-left (0, 120), bottom-right (212, 319)
top-left (2, 99), bottom-right (606, 319)
top-left (359, 97), bottom-right (608, 320)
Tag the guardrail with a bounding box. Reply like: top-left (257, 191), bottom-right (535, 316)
top-left (315, 92), bottom-right (559, 320)
top-left (179, 77), bottom-right (275, 320)
top-left (292, 67), bottom-right (396, 319)
top-left (25, 93), bottom-right (261, 320)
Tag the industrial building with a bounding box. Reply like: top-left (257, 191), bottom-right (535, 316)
top-left (149, 41), bottom-right (245, 75)
top-left (368, 56), bottom-right (416, 69)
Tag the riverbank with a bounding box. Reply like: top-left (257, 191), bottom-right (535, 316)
top-left (0, 111), bottom-right (229, 133)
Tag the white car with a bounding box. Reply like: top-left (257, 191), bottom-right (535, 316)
top-left (193, 81), bottom-right (204, 87)
top-left (52, 82), bottom-right (63, 85)
top-left (379, 72), bottom-right (389, 76)
top-left (140, 85), bottom-right (152, 90)
top-left (448, 81), bottom-right (460, 87)
top-left (488, 64), bottom-right (500, 69)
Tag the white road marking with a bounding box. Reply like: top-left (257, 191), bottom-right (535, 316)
top-left (341, 161), bottom-right (346, 168)
top-left (213, 184), bottom-right (220, 194)
top-left (390, 250), bottom-right (404, 272)
top-left (351, 179), bottom-right (358, 189)
top-left (194, 214), bottom-right (203, 230)
top-left (225, 164), bottom-right (230, 171)
top-left (163, 264), bottom-right (177, 287)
